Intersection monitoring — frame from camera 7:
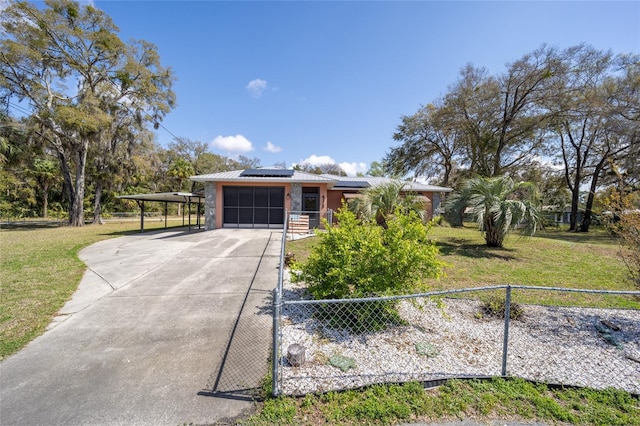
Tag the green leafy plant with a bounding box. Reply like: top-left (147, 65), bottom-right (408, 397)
top-left (481, 295), bottom-right (524, 320)
top-left (445, 175), bottom-right (541, 248)
top-left (292, 207), bottom-right (444, 331)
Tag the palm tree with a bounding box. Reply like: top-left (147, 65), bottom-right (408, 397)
top-left (448, 175), bottom-right (541, 248)
top-left (350, 181), bottom-right (429, 228)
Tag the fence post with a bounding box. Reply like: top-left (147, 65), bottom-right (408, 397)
top-left (501, 285), bottom-right (512, 376)
top-left (272, 288), bottom-right (281, 396)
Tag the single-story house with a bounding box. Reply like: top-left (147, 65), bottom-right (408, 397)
top-left (542, 205), bottom-right (584, 225)
top-left (190, 168), bottom-right (452, 231)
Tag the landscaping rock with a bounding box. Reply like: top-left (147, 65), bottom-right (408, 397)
top-left (287, 343), bottom-right (306, 367)
top-left (415, 342), bottom-right (439, 358)
top-left (595, 321), bottom-right (624, 350)
top-left (329, 355), bottom-right (356, 372)
top-left (601, 319), bottom-right (621, 331)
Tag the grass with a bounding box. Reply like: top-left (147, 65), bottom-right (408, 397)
top-left (3, 219), bottom-right (639, 425)
top-left (0, 218), bottom-right (191, 360)
top-left (287, 224), bottom-right (639, 308)
top-left (266, 224), bottom-right (640, 424)
top-left (244, 378), bottom-right (640, 425)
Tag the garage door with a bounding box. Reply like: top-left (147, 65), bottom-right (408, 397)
top-left (223, 186), bottom-right (285, 228)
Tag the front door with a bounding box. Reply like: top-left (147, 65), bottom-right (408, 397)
top-left (302, 193), bottom-right (320, 229)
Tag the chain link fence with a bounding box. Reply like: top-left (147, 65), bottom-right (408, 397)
top-left (271, 212), bottom-right (640, 396)
top-left (273, 284), bottom-right (640, 396)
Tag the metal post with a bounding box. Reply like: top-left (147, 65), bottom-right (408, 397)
top-left (139, 201), bottom-right (145, 233)
top-left (272, 288), bottom-right (281, 396)
top-left (164, 202), bottom-right (168, 229)
top-left (197, 199), bottom-right (202, 229)
top-left (188, 197), bottom-right (192, 231)
top-left (501, 285), bottom-right (512, 376)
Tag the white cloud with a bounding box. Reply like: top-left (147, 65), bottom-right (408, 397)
top-left (264, 141), bottom-right (282, 153)
top-left (246, 79), bottom-right (267, 98)
top-left (339, 162), bottom-right (368, 177)
top-left (300, 154), bottom-right (336, 166)
top-left (296, 155), bottom-right (367, 177)
top-left (210, 135), bottom-right (254, 153)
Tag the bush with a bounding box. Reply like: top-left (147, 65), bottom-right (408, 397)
top-left (603, 188), bottom-right (640, 289)
top-left (292, 207), bottom-right (443, 333)
top-left (481, 295), bottom-right (524, 320)
top-left (292, 207), bottom-right (444, 330)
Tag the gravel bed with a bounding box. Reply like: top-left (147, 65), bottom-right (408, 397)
top-left (279, 273), bottom-right (640, 396)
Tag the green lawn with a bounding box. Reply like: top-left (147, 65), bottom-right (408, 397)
top-left (0, 219), bottom-right (190, 360)
top-left (2, 220), bottom-right (638, 426)
top-left (244, 378), bottom-right (640, 426)
top-left (256, 224), bottom-right (639, 426)
top-left (288, 224), bottom-right (639, 308)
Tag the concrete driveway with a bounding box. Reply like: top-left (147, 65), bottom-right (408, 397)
top-left (0, 228), bottom-right (280, 425)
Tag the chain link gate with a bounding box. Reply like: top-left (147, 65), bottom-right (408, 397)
top-left (202, 232), bottom-right (278, 400)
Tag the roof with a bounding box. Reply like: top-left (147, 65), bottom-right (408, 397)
top-left (322, 175), bottom-right (453, 193)
top-left (118, 192), bottom-right (204, 203)
top-left (190, 169), bottom-right (337, 185)
top-left (189, 169), bottom-right (452, 193)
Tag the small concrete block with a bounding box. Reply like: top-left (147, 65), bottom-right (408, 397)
top-left (287, 343), bottom-right (306, 367)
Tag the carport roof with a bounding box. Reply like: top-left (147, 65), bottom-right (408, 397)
top-left (118, 192), bottom-right (204, 203)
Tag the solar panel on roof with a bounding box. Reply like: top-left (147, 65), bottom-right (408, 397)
top-left (240, 169), bottom-right (295, 178)
top-left (333, 181), bottom-right (370, 188)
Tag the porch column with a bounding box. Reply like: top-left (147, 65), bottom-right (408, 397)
top-left (205, 182), bottom-right (217, 230)
top-left (290, 183), bottom-right (302, 213)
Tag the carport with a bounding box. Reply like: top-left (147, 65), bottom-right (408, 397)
top-left (117, 191), bottom-right (205, 232)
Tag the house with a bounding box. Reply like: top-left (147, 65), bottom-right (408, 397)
top-left (542, 205), bottom-right (584, 225)
top-left (190, 168), bottom-right (452, 231)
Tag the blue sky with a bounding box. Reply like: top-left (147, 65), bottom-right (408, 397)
top-left (92, 1), bottom-right (639, 176)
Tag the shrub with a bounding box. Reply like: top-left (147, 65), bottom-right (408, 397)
top-left (481, 295), bottom-right (524, 320)
top-left (603, 188), bottom-right (640, 289)
top-left (292, 207), bottom-right (444, 330)
top-left (294, 207), bottom-right (443, 299)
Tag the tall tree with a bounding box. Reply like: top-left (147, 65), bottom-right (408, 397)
top-left (548, 45), bottom-right (636, 231)
top-left (0, 0), bottom-right (175, 226)
top-left (29, 157), bottom-right (60, 218)
top-left (448, 46), bottom-right (559, 177)
top-left (388, 45), bottom-right (561, 184)
top-left (294, 162), bottom-right (346, 176)
top-left (386, 101), bottom-right (464, 185)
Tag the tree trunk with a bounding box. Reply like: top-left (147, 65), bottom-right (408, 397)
top-left (569, 185), bottom-right (580, 231)
top-left (42, 182), bottom-right (49, 218)
top-left (69, 142), bottom-right (88, 227)
top-left (580, 157), bottom-right (608, 232)
top-left (484, 217), bottom-right (504, 248)
top-left (93, 181), bottom-right (103, 224)
top-left (57, 149), bottom-right (75, 223)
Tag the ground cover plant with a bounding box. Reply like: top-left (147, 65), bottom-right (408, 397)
top-left (0, 219), bottom-right (187, 359)
top-left (244, 378), bottom-right (640, 426)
